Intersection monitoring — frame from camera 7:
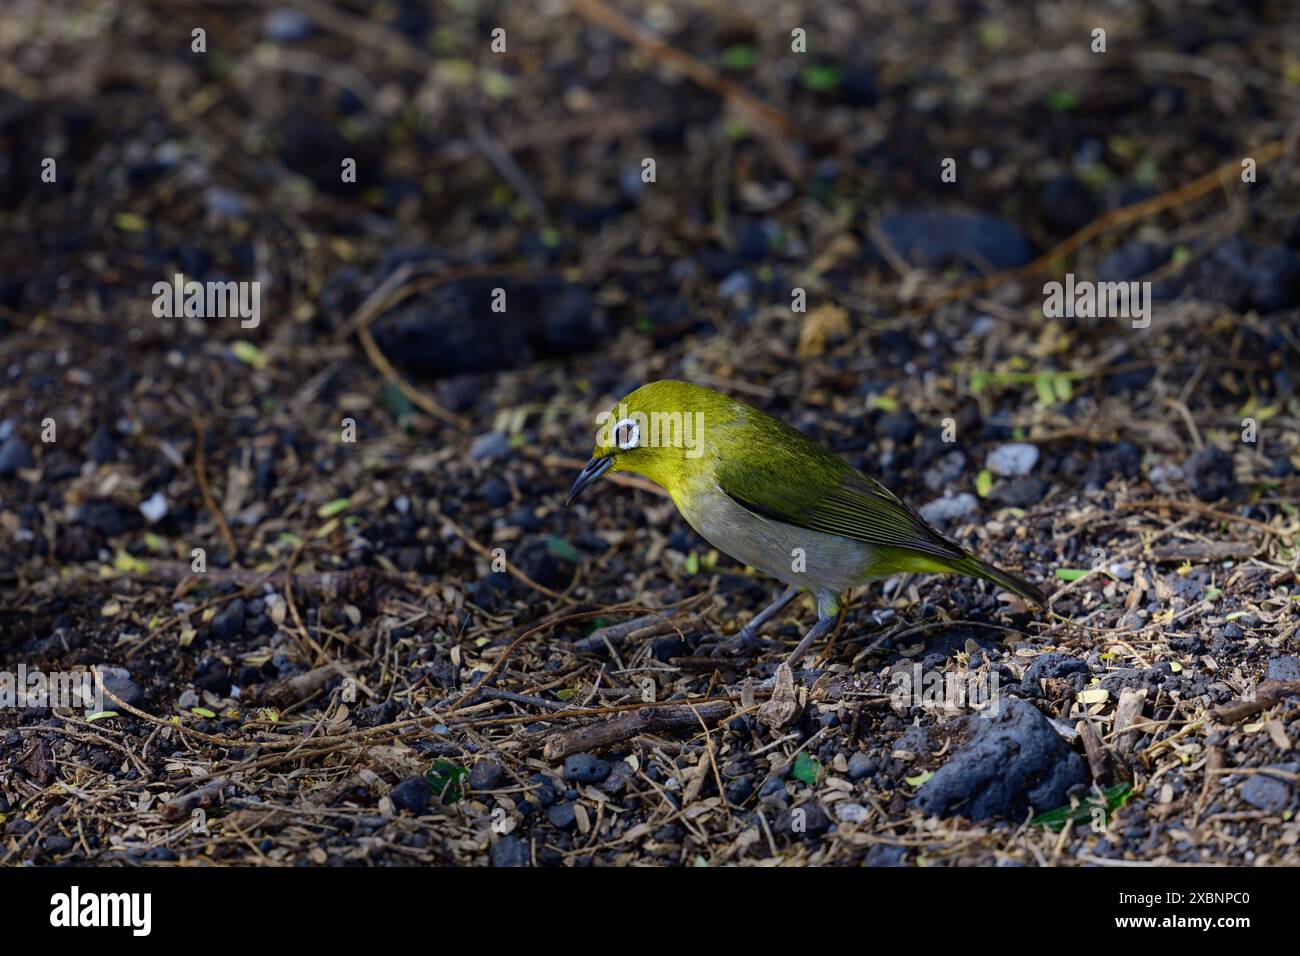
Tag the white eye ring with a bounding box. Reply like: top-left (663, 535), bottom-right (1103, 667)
top-left (612, 417), bottom-right (640, 450)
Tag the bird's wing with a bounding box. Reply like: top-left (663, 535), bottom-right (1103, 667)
top-left (715, 417), bottom-right (969, 563)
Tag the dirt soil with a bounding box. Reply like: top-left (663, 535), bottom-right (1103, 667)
top-left (2, 0), bottom-right (1299, 865)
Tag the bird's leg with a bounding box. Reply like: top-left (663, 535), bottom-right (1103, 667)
top-left (782, 613), bottom-right (836, 670)
top-left (711, 586), bottom-right (800, 656)
top-left (737, 586), bottom-right (800, 644)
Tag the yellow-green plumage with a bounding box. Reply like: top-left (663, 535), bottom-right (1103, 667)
top-left (568, 380), bottom-right (1043, 663)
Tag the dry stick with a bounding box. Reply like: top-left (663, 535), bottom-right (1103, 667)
top-left (191, 413), bottom-right (238, 560)
top-left (356, 324), bottom-right (471, 432)
top-left (281, 536), bottom-right (331, 665)
top-left (427, 503), bottom-right (575, 605)
top-left (344, 262), bottom-right (553, 433)
top-left (160, 778), bottom-right (228, 821)
top-left (1213, 680), bottom-right (1300, 724)
top-left (912, 137), bottom-right (1290, 314)
top-left (1115, 498), bottom-right (1293, 541)
top-left (447, 606), bottom-right (692, 713)
top-left (341, 258), bottom-right (469, 430)
top-left (543, 700), bottom-right (733, 761)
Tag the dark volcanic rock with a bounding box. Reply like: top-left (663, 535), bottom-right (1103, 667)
top-left (563, 753), bottom-right (612, 784)
top-left (1183, 445), bottom-right (1237, 501)
top-left (389, 776), bottom-right (431, 815)
top-left (989, 476), bottom-right (1048, 509)
top-left (1266, 656), bottom-right (1300, 682)
top-left (914, 699), bottom-right (1088, 821)
top-left (1239, 766), bottom-right (1297, 813)
top-left (95, 665), bottom-right (143, 708)
top-left (775, 802), bottom-right (832, 842)
top-left (1039, 175), bottom-right (1099, 234)
top-left (468, 760), bottom-right (504, 791)
top-left (875, 211), bottom-right (1035, 272)
top-left (86, 426), bottom-right (116, 465)
top-left (1179, 238), bottom-right (1300, 314)
top-left (209, 599), bottom-right (246, 642)
top-left (1022, 652), bottom-right (1089, 684)
top-left (0, 435), bottom-right (34, 475)
top-left (1097, 241), bottom-right (1166, 283)
top-left (490, 834), bottom-right (530, 867)
top-left (372, 277), bottom-right (607, 377)
top-left (1081, 442), bottom-right (1141, 491)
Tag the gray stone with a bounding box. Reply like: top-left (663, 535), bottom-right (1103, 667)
top-left (1240, 767), bottom-right (1297, 813)
top-left (563, 753), bottom-right (611, 784)
top-left (1266, 656), bottom-right (1300, 682)
top-left (468, 759), bottom-right (504, 791)
top-left (918, 493), bottom-right (978, 525)
top-left (470, 431), bottom-right (512, 461)
top-left (490, 834), bottom-right (530, 867)
top-left (94, 665), bottom-right (142, 709)
top-left (986, 443), bottom-right (1039, 477)
top-left (0, 436), bottom-right (33, 475)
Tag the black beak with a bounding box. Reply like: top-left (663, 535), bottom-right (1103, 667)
top-left (565, 455), bottom-right (613, 507)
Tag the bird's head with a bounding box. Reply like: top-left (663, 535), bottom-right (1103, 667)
top-left (565, 380), bottom-right (734, 505)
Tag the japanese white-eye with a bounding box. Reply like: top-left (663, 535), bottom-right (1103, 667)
top-left (566, 380), bottom-right (1044, 666)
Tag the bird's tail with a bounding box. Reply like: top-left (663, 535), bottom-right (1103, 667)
top-left (950, 555), bottom-right (1046, 607)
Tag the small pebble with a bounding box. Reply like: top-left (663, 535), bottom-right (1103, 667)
top-left (563, 753), bottom-right (611, 784)
top-left (986, 442), bottom-right (1039, 477)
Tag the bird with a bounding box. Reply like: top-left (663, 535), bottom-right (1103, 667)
top-left (566, 379), bottom-right (1044, 669)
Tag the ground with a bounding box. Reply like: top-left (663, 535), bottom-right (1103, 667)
top-left (1, 0), bottom-right (1299, 866)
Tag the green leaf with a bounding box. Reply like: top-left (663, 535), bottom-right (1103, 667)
top-left (380, 382), bottom-right (414, 425)
top-left (723, 118), bottom-right (750, 141)
top-left (1052, 373), bottom-right (1073, 402)
top-left (721, 45), bottom-right (755, 70)
top-left (1055, 568), bottom-right (1088, 582)
top-left (113, 550), bottom-right (148, 574)
top-left (191, 707), bottom-right (217, 718)
top-left (426, 760), bottom-right (469, 804)
top-left (975, 469), bottom-right (993, 498)
top-left (317, 498), bottom-right (350, 518)
top-left (1034, 372), bottom-right (1057, 406)
top-left (801, 64), bottom-right (843, 92)
top-left (684, 551), bottom-right (700, 574)
top-left (85, 710), bottom-right (119, 722)
top-left (905, 770), bottom-right (934, 788)
top-left (1045, 89), bottom-right (1080, 112)
top-left (231, 340), bottom-right (267, 367)
top-left (791, 751), bottom-right (821, 785)
top-left (545, 535), bottom-right (579, 562)
top-left (1032, 783), bottom-right (1132, 831)
top-left (114, 211), bottom-right (147, 232)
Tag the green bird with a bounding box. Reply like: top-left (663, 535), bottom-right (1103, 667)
top-left (566, 380), bottom-right (1044, 667)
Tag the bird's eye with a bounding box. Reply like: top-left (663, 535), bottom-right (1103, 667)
top-left (612, 417), bottom-right (640, 450)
